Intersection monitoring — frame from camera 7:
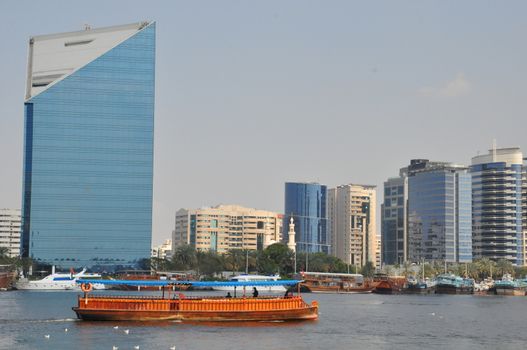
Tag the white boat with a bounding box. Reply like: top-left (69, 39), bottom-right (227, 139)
top-left (213, 274), bottom-right (287, 293)
top-left (15, 267), bottom-right (106, 291)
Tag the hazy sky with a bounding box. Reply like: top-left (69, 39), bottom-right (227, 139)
top-left (1, 1), bottom-right (526, 245)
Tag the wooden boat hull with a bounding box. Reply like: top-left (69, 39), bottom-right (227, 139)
top-left (303, 285), bottom-right (374, 294)
top-left (435, 285), bottom-right (473, 295)
top-left (72, 296), bottom-right (318, 322)
top-left (496, 288), bottom-right (525, 296)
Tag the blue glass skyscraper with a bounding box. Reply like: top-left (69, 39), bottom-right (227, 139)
top-left (21, 22), bottom-right (155, 269)
top-left (284, 182), bottom-right (328, 253)
top-left (404, 160), bottom-right (472, 263)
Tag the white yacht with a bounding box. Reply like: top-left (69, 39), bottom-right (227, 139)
top-left (15, 267), bottom-right (105, 291)
top-left (213, 274), bottom-right (286, 293)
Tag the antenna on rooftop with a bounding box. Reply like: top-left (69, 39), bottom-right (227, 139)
top-left (492, 138), bottom-right (497, 162)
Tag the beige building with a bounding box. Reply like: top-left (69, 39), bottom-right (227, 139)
top-left (0, 209), bottom-right (21, 258)
top-left (152, 239), bottom-right (173, 259)
top-left (173, 205), bottom-right (283, 253)
top-left (327, 184), bottom-right (377, 267)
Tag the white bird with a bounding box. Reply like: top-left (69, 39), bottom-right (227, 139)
top-left (113, 326), bottom-right (119, 330)
top-left (430, 312), bottom-right (435, 316)
top-left (112, 346), bottom-right (118, 350)
top-left (134, 346), bottom-right (140, 350)
top-left (64, 328), bottom-right (68, 332)
top-left (124, 329), bottom-right (130, 335)
top-left (170, 346), bottom-right (176, 350)
top-left (44, 335), bottom-right (50, 339)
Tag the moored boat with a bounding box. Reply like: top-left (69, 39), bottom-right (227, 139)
top-left (299, 272), bottom-right (375, 293)
top-left (404, 277), bottom-right (436, 294)
top-left (495, 274), bottom-right (526, 296)
top-left (213, 274), bottom-right (286, 293)
top-left (72, 279), bottom-right (318, 322)
top-left (372, 274), bottom-right (406, 294)
top-left (435, 274), bottom-right (473, 295)
top-left (15, 267), bottom-right (106, 291)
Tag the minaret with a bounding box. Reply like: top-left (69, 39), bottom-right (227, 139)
top-left (287, 217), bottom-right (296, 252)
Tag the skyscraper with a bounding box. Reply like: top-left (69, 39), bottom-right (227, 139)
top-left (21, 22), bottom-right (155, 269)
top-left (327, 184), bottom-right (377, 267)
top-left (283, 182), bottom-right (328, 253)
top-left (406, 160), bottom-right (472, 263)
top-left (471, 148), bottom-right (524, 265)
top-left (381, 176), bottom-right (407, 265)
top-left (383, 159), bottom-right (472, 265)
top-left (0, 209), bottom-right (21, 258)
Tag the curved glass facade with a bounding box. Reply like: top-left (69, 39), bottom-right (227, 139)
top-left (283, 182), bottom-right (327, 253)
top-left (21, 23), bottom-right (155, 269)
top-left (471, 162), bottom-right (523, 265)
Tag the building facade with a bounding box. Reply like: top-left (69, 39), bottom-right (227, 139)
top-left (0, 209), bottom-right (21, 258)
top-left (21, 22), bottom-right (155, 268)
top-left (327, 184), bottom-right (377, 267)
top-left (471, 148), bottom-right (524, 265)
top-left (173, 205), bottom-right (283, 253)
top-left (407, 160), bottom-right (472, 263)
top-left (152, 239), bottom-right (173, 260)
top-left (284, 182), bottom-right (328, 253)
top-left (381, 176), bottom-right (408, 265)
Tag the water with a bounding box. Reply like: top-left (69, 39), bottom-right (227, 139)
top-left (1, 290), bottom-right (526, 350)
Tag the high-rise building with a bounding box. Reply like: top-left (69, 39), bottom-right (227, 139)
top-left (327, 184), bottom-right (377, 267)
top-left (0, 209), bottom-right (21, 258)
top-left (471, 148), bottom-right (524, 265)
top-left (283, 182), bottom-right (328, 253)
top-left (21, 22), bottom-right (155, 268)
top-left (407, 160), bottom-right (472, 263)
top-left (152, 239), bottom-right (173, 260)
top-left (383, 159), bottom-right (472, 265)
top-left (173, 205), bottom-right (283, 253)
top-left (381, 176), bottom-right (408, 265)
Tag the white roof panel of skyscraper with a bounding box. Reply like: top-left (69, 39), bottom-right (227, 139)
top-left (26, 21), bottom-right (152, 100)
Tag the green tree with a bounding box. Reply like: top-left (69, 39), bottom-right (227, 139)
top-left (172, 245), bottom-right (197, 270)
top-left (360, 261), bottom-right (376, 277)
top-left (495, 259), bottom-right (514, 278)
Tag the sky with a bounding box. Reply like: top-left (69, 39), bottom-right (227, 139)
top-left (1, 1), bottom-right (526, 246)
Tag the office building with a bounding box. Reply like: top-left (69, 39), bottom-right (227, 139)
top-left (407, 160), bottom-right (472, 263)
top-left (21, 22), bottom-right (155, 268)
top-left (383, 159), bottom-right (472, 265)
top-left (173, 205), bottom-right (283, 253)
top-left (283, 182), bottom-right (328, 253)
top-left (327, 184), bottom-right (377, 267)
top-left (381, 176), bottom-right (408, 265)
top-left (471, 148), bottom-right (524, 265)
top-left (0, 209), bottom-right (21, 258)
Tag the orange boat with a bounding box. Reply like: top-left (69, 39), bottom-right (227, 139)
top-left (72, 279), bottom-right (318, 322)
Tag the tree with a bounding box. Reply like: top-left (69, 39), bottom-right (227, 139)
top-left (172, 245), bottom-right (197, 270)
top-left (360, 261), bottom-right (376, 277)
top-left (495, 259), bottom-right (514, 278)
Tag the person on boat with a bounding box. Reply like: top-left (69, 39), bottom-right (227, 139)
top-left (252, 287), bottom-right (259, 297)
top-left (284, 288), bottom-right (293, 298)
top-left (226, 292), bottom-right (232, 298)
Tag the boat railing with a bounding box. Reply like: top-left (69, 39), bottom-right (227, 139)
top-left (77, 295), bottom-right (310, 312)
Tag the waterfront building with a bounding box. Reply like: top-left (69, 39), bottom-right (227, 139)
top-left (407, 160), bottom-right (472, 263)
top-left (383, 159), bottom-right (472, 264)
top-left (152, 239), bottom-right (172, 260)
top-left (21, 22), bottom-right (155, 268)
top-left (471, 148), bottom-right (524, 265)
top-left (376, 236), bottom-right (382, 268)
top-left (327, 184), bottom-right (377, 267)
top-left (381, 176), bottom-right (408, 265)
top-left (173, 205), bottom-right (283, 253)
top-left (0, 209), bottom-right (21, 258)
top-left (284, 182), bottom-right (328, 253)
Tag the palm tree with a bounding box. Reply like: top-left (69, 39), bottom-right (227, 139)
top-left (495, 259), bottom-right (514, 278)
top-left (172, 245), bottom-right (197, 270)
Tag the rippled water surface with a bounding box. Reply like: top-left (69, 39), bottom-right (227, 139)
top-left (1, 290), bottom-right (526, 350)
